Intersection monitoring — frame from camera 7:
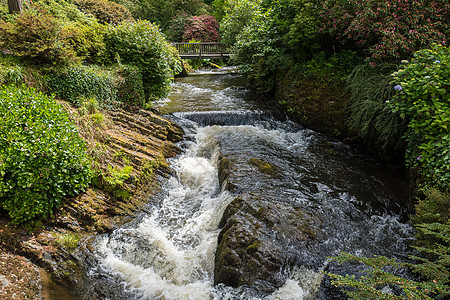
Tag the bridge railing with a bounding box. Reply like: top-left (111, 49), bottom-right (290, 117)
top-left (173, 42), bottom-right (230, 59)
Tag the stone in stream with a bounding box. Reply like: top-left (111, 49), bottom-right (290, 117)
top-left (215, 155), bottom-right (322, 293)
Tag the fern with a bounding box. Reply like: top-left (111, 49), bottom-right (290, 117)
top-left (327, 222), bottom-right (450, 299)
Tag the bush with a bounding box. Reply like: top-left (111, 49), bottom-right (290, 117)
top-left (0, 85), bottom-right (91, 223)
top-left (105, 20), bottom-right (182, 101)
top-left (318, 0), bottom-right (449, 64)
top-left (48, 65), bottom-right (117, 108)
top-left (114, 64), bottom-right (145, 106)
top-left (389, 44), bottom-right (450, 188)
top-left (74, 0), bottom-right (133, 25)
top-left (182, 14), bottom-right (220, 42)
top-left (34, 0), bottom-right (97, 25)
top-left (327, 248), bottom-right (450, 299)
top-left (109, 0), bottom-right (208, 29)
top-left (62, 21), bottom-right (107, 64)
top-left (49, 64), bottom-right (147, 107)
top-left (0, 64), bottom-right (24, 86)
top-left (166, 11), bottom-right (190, 42)
top-left (0, 8), bottom-right (78, 65)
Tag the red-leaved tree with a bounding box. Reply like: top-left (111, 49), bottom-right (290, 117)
top-left (182, 14), bottom-right (220, 42)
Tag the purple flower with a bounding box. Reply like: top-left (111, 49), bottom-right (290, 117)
top-left (417, 156), bottom-right (422, 161)
top-left (434, 60), bottom-right (441, 64)
top-left (394, 85), bottom-right (402, 91)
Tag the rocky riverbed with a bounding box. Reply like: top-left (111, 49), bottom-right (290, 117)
top-left (0, 105), bottom-right (183, 299)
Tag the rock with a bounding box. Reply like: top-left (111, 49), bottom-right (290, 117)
top-left (215, 192), bottom-right (321, 293)
top-left (0, 105), bottom-right (185, 295)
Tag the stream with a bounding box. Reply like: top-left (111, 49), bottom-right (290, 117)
top-left (80, 68), bottom-right (413, 299)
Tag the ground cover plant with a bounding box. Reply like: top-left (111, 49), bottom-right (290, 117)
top-left (0, 85), bottom-right (91, 223)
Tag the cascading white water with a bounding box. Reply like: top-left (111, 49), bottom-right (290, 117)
top-left (88, 123), bottom-right (328, 300)
top-left (84, 69), bottom-right (413, 300)
top-left (91, 127), bottom-right (234, 299)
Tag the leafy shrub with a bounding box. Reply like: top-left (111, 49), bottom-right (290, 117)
top-left (0, 85), bottom-right (91, 223)
top-left (414, 188), bottom-right (450, 225)
top-left (220, 0), bottom-right (261, 45)
top-left (59, 21), bottom-right (106, 64)
top-left (48, 65), bottom-right (117, 108)
top-left (226, 0), bottom-right (324, 92)
top-left (34, 0), bottom-right (97, 25)
top-left (166, 11), bottom-right (190, 42)
top-left (318, 0), bottom-right (449, 63)
top-left (110, 0), bottom-right (208, 29)
top-left (74, 0), bottom-right (133, 25)
top-left (182, 14), bottom-right (220, 42)
top-left (113, 64), bottom-right (145, 106)
top-left (389, 44), bottom-right (450, 188)
top-left (105, 20), bottom-right (181, 101)
top-left (0, 8), bottom-right (78, 65)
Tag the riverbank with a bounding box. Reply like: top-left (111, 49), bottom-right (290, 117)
top-left (0, 104), bottom-right (183, 299)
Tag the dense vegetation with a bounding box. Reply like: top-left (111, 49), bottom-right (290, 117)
top-left (0, 0), bottom-right (449, 297)
top-left (217, 0), bottom-right (450, 298)
top-left (0, 85), bottom-right (91, 223)
top-left (0, 0), bottom-right (183, 223)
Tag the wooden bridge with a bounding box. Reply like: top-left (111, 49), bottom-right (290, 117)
top-left (173, 42), bottom-right (231, 59)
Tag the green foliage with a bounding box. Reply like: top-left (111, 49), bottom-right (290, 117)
top-left (113, 64), bottom-right (145, 107)
top-left (220, 0), bottom-right (261, 46)
top-left (389, 44), bottom-right (450, 189)
top-left (327, 252), bottom-right (450, 299)
top-left (32, 0), bottom-right (107, 64)
top-left (49, 64), bottom-right (148, 108)
top-left (409, 222), bottom-right (450, 285)
top-left (211, 0), bottom-right (226, 22)
top-left (103, 165), bottom-right (133, 186)
top-left (414, 188), bottom-right (450, 225)
top-left (225, 0), bottom-right (324, 92)
top-left (105, 20), bottom-right (182, 101)
top-left (297, 50), bottom-right (361, 81)
top-left (110, 0), bottom-right (208, 29)
top-left (346, 64), bottom-right (407, 156)
top-left (318, 0), bottom-right (449, 64)
top-left (74, 0), bottom-right (133, 25)
top-left (54, 231), bottom-right (81, 250)
top-left (0, 85), bottom-right (91, 223)
top-left (62, 21), bottom-right (107, 64)
top-left (0, 8), bottom-right (78, 65)
top-left (34, 0), bottom-right (98, 25)
top-left (0, 64), bottom-right (24, 85)
top-left (48, 65), bottom-right (117, 108)
top-left (165, 11), bottom-right (191, 42)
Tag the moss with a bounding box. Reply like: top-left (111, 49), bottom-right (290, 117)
top-left (248, 158), bottom-right (280, 177)
top-left (275, 73), bottom-right (350, 139)
top-left (246, 240), bottom-right (261, 253)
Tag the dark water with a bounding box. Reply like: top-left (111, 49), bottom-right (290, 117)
top-left (80, 67), bottom-right (413, 299)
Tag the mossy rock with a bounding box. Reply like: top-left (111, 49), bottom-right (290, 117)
top-left (248, 158), bottom-right (280, 177)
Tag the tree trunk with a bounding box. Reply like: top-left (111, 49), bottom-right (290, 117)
top-left (8, 0), bottom-right (23, 14)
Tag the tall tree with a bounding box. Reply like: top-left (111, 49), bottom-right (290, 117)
top-left (8, 0), bottom-right (23, 14)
